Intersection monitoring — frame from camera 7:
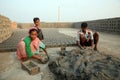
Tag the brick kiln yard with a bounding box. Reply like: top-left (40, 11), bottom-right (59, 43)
top-left (0, 28), bottom-right (120, 80)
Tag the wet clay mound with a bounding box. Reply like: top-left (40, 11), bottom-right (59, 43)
top-left (48, 49), bottom-right (120, 80)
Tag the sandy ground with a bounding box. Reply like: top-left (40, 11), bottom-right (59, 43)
top-left (0, 47), bottom-right (77, 80)
top-left (0, 28), bottom-right (120, 80)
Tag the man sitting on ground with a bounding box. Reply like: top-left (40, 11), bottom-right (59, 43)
top-left (76, 22), bottom-right (99, 50)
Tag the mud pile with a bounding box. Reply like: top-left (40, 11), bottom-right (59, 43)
top-left (48, 49), bottom-right (120, 80)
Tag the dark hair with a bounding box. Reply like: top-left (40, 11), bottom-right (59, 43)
top-left (33, 17), bottom-right (40, 22)
top-left (29, 28), bottom-right (38, 34)
top-left (81, 22), bottom-right (88, 28)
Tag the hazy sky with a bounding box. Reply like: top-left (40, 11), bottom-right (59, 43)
top-left (0, 0), bottom-right (120, 23)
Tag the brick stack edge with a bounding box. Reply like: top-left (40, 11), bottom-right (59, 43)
top-left (0, 15), bottom-right (13, 43)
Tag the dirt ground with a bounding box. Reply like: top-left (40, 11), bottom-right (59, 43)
top-left (59, 28), bottom-right (120, 58)
top-left (0, 47), bottom-right (77, 80)
top-left (0, 28), bottom-right (120, 80)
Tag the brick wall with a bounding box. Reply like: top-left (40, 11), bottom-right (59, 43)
top-left (18, 22), bottom-right (73, 28)
top-left (74, 17), bottom-right (120, 34)
top-left (0, 15), bottom-right (13, 43)
top-left (11, 22), bottom-right (17, 29)
top-left (41, 22), bottom-right (73, 28)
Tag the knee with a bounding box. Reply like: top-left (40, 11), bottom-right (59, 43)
top-left (18, 41), bottom-right (25, 47)
top-left (94, 32), bottom-right (99, 35)
top-left (94, 32), bottom-right (99, 37)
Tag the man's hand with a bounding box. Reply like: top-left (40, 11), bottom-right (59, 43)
top-left (79, 44), bottom-right (86, 50)
top-left (79, 46), bottom-right (84, 49)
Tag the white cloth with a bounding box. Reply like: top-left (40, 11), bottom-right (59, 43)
top-left (76, 30), bottom-right (93, 41)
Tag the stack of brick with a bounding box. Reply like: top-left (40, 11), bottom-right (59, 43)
top-left (74, 17), bottom-right (120, 34)
top-left (17, 22), bottom-right (73, 29)
top-left (0, 15), bottom-right (13, 43)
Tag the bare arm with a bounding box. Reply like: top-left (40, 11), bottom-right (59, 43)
top-left (42, 48), bottom-right (49, 59)
top-left (77, 41), bottom-right (84, 49)
top-left (32, 55), bottom-right (42, 60)
top-left (43, 48), bottom-right (48, 56)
